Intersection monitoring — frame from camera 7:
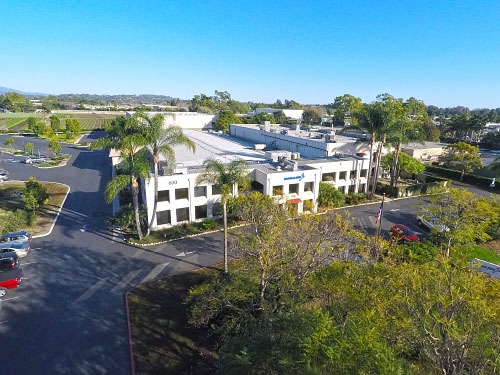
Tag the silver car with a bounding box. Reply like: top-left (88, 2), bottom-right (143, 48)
top-left (0, 241), bottom-right (30, 258)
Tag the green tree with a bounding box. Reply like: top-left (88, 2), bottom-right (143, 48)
top-left (196, 158), bottom-right (251, 273)
top-left (48, 139), bottom-right (62, 156)
top-left (421, 188), bottom-right (498, 256)
top-left (3, 92), bottom-right (26, 112)
top-left (65, 118), bottom-right (81, 135)
top-left (302, 108), bottom-right (321, 125)
top-left (27, 117), bottom-right (37, 130)
top-left (273, 110), bottom-right (287, 124)
top-left (386, 96), bottom-right (428, 187)
top-left (91, 116), bottom-right (150, 239)
top-left (252, 112), bottom-right (276, 124)
top-left (50, 115), bottom-right (61, 133)
top-left (381, 151), bottom-right (425, 182)
top-left (332, 93), bottom-right (363, 126)
top-left (439, 141), bottom-right (483, 181)
top-left (4, 137), bottom-right (14, 150)
top-left (135, 112), bottom-right (196, 236)
top-left (189, 93), bottom-right (216, 114)
top-left (25, 142), bottom-right (34, 155)
top-left (22, 177), bottom-right (49, 213)
top-left (318, 182), bottom-right (345, 208)
top-left (213, 110), bottom-right (242, 133)
top-left (31, 121), bottom-right (46, 136)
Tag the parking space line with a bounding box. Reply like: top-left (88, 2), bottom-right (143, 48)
top-left (141, 263), bottom-right (170, 283)
top-left (72, 277), bottom-right (110, 304)
top-left (111, 270), bottom-right (142, 293)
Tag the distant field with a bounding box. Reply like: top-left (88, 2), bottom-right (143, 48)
top-left (0, 112), bottom-right (119, 131)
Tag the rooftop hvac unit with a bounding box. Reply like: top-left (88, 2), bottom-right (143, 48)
top-left (291, 152), bottom-right (300, 160)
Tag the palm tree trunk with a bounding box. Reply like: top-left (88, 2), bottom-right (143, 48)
top-left (390, 143), bottom-right (401, 187)
top-left (367, 132), bottom-right (375, 198)
top-left (223, 201), bottom-right (228, 273)
top-left (147, 157), bottom-right (159, 236)
top-left (131, 177), bottom-right (143, 240)
top-left (371, 135), bottom-right (385, 195)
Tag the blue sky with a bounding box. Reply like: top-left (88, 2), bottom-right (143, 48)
top-left (1, 1), bottom-right (499, 109)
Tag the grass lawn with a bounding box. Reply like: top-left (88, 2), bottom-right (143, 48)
top-left (0, 180), bottom-right (69, 236)
top-left (457, 244), bottom-right (500, 264)
top-left (127, 270), bottom-right (219, 374)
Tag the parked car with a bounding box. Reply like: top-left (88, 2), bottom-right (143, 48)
top-left (0, 252), bottom-right (22, 297)
top-left (0, 171), bottom-right (8, 182)
top-left (0, 251), bottom-right (20, 271)
top-left (0, 241), bottom-right (30, 258)
top-left (0, 231), bottom-right (32, 243)
top-left (389, 224), bottom-right (419, 243)
top-left (24, 156), bottom-right (47, 164)
top-left (416, 215), bottom-right (449, 232)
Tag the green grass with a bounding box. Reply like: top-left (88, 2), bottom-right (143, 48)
top-left (0, 112), bottom-right (118, 131)
top-left (0, 180), bottom-right (69, 236)
top-left (456, 245), bottom-right (500, 264)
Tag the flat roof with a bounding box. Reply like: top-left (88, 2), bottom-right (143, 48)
top-left (166, 129), bottom-right (267, 167)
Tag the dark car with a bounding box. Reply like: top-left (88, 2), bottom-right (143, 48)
top-left (0, 251), bottom-right (20, 271)
top-left (389, 224), bottom-right (419, 243)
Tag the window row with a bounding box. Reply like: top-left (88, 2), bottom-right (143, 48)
top-left (158, 184), bottom-right (223, 203)
top-left (272, 182), bottom-right (314, 196)
top-left (322, 169), bottom-right (367, 182)
top-left (156, 203), bottom-right (222, 225)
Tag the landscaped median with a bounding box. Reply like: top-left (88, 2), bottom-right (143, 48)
top-left (0, 180), bottom-right (69, 236)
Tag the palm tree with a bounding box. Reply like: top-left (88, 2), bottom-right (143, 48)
top-left (91, 116), bottom-right (150, 239)
top-left (196, 158), bottom-right (251, 273)
top-left (135, 112), bottom-right (196, 236)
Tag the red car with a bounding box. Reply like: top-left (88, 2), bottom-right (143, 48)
top-left (389, 224), bottom-right (419, 243)
top-left (0, 252), bottom-right (23, 297)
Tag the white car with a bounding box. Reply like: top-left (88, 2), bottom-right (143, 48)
top-left (0, 172), bottom-right (8, 182)
top-left (416, 215), bottom-right (449, 232)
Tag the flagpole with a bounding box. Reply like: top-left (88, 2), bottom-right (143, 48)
top-left (375, 193), bottom-right (385, 258)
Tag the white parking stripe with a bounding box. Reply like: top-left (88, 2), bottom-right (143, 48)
top-left (132, 249), bottom-right (144, 258)
top-left (111, 270), bottom-right (142, 293)
top-left (72, 277), bottom-right (110, 304)
top-left (141, 263), bottom-right (170, 283)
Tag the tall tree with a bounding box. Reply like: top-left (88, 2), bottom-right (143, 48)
top-left (386, 96), bottom-right (428, 186)
top-left (196, 158), bottom-right (251, 273)
top-left (135, 112), bottom-right (196, 236)
top-left (332, 94), bottom-right (363, 126)
top-left (439, 141), bottom-right (483, 181)
top-left (91, 116), bottom-right (150, 239)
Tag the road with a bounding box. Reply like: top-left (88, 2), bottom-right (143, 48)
top-left (0, 134), bottom-right (224, 375)
top-left (0, 133), bottom-right (490, 374)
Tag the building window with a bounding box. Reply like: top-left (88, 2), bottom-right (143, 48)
top-left (304, 181), bottom-right (313, 192)
top-left (157, 210), bottom-right (171, 225)
top-left (289, 183), bottom-right (299, 194)
top-left (195, 205), bottom-right (207, 219)
top-left (158, 190), bottom-right (170, 202)
top-left (338, 186), bottom-right (345, 193)
top-left (194, 186), bottom-right (206, 197)
top-left (212, 202), bottom-right (222, 216)
top-left (339, 171), bottom-right (347, 180)
top-left (273, 185), bottom-right (284, 196)
top-left (322, 172), bottom-right (335, 182)
top-left (175, 188), bottom-right (189, 200)
top-left (212, 184), bottom-right (222, 195)
top-left (348, 184), bottom-right (356, 193)
top-left (176, 207), bottom-right (189, 222)
top-left (360, 169), bottom-right (368, 178)
top-left (359, 183), bottom-right (366, 192)
top-left (350, 170), bottom-right (356, 179)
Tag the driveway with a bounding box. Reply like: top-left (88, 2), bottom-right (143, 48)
top-left (0, 133), bottom-right (224, 375)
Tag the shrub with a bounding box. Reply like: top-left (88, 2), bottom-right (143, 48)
top-left (393, 241), bottom-right (439, 264)
top-left (201, 218), bottom-right (218, 230)
top-left (318, 182), bottom-right (345, 208)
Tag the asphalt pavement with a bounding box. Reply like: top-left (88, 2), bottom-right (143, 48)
top-left (0, 133), bottom-right (224, 375)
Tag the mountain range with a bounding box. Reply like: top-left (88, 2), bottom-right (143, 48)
top-left (0, 86), bottom-right (48, 97)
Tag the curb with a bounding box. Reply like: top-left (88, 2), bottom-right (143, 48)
top-left (124, 291), bottom-right (136, 375)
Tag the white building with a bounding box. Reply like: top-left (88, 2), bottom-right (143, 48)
top-left (132, 127), bottom-right (370, 230)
